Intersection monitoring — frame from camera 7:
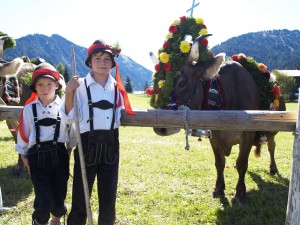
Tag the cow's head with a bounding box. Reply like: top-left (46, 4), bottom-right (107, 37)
top-left (172, 35), bottom-right (226, 110)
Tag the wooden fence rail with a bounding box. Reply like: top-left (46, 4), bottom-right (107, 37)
top-left (0, 106), bottom-right (297, 131)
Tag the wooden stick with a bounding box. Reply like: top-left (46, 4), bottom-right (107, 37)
top-left (71, 46), bottom-right (94, 225)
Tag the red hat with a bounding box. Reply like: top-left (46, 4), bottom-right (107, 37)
top-left (85, 39), bottom-right (119, 68)
top-left (30, 62), bottom-right (61, 92)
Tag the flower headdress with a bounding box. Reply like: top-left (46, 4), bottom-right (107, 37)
top-left (231, 53), bottom-right (281, 110)
top-left (146, 16), bottom-right (213, 109)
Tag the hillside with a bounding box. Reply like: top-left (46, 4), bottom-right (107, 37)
top-left (3, 34), bottom-right (153, 91)
top-left (211, 29), bottom-right (300, 70)
top-left (2, 29), bottom-right (300, 91)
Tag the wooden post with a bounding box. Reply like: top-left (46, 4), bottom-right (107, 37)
top-left (285, 95), bottom-right (300, 225)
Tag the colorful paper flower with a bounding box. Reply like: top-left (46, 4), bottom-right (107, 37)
top-left (159, 52), bottom-right (170, 63)
top-left (180, 41), bottom-right (191, 53)
top-left (258, 63), bottom-right (267, 73)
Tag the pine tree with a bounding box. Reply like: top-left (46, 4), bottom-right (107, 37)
top-left (144, 81), bottom-right (149, 91)
top-left (56, 63), bottom-right (70, 83)
top-left (125, 76), bottom-right (133, 93)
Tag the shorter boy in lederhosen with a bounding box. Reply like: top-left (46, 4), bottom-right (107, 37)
top-left (15, 62), bottom-right (76, 225)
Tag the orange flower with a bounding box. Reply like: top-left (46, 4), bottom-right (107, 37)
top-left (258, 63), bottom-right (267, 73)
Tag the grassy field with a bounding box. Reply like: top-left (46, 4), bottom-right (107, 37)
top-left (0, 94), bottom-right (298, 225)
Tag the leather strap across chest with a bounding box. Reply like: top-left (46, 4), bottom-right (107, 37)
top-left (84, 78), bottom-right (117, 134)
top-left (32, 103), bottom-right (61, 146)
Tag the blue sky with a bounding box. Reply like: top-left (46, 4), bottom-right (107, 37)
top-left (1, 0), bottom-right (299, 71)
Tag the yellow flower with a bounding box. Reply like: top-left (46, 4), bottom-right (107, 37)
top-left (180, 41), bottom-right (191, 53)
top-left (155, 94), bottom-right (159, 102)
top-left (166, 33), bottom-right (173, 40)
top-left (173, 19), bottom-right (180, 25)
top-left (199, 29), bottom-right (208, 35)
top-left (196, 17), bottom-right (204, 24)
top-left (158, 80), bottom-right (165, 88)
top-left (159, 52), bottom-right (170, 63)
top-left (152, 72), bottom-right (157, 79)
top-left (273, 98), bottom-right (279, 107)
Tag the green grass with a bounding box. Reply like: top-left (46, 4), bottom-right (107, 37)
top-left (0, 94), bottom-right (297, 224)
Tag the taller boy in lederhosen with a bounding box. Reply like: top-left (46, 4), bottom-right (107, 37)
top-left (61, 39), bottom-right (133, 225)
top-left (15, 63), bottom-right (76, 225)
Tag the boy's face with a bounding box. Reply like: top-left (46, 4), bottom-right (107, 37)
top-left (90, 52), bottom-right (113, 75)
top-left (35, 77), bottom-right (59, 104)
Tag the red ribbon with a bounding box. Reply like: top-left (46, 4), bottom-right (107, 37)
top-left (115, 63), bottom-right (134, 116)
top-left (13, 92), bottom-right (38, 143)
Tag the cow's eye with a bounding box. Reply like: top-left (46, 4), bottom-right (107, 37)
top-left (179, 81), bottom-right (186, 88)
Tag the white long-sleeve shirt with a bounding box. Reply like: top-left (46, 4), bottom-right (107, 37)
top-left (60, 72), bottom-right (124, 133)
top-left (15, 96), bottom-right (77, 155)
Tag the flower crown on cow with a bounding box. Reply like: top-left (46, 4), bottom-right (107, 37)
top-left (146, 16), bottom-right (213, 109)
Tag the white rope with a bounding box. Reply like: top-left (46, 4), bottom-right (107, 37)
top-left (181, 105), bottom-right (190, 150)
top-left (292, 129), bottom-right (300, 140)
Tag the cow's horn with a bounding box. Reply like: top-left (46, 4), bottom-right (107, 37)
top-left (189, 34), bottom-right (213, 63)
top-left (149, 52), bottom-right (159, 65)
top-left (193, 34), bottom-right (213, 44)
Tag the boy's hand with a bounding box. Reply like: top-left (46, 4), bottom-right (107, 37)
top-left (66, 76), bottom-right (80, 93)
top-left (21, 155), bottom-right (30, 177)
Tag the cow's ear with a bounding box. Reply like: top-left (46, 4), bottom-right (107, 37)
top-left (203, 53), bottom-right (225, 79)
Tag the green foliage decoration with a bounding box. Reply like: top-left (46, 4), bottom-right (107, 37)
top-left (0, 32), bottom-right (16, 51)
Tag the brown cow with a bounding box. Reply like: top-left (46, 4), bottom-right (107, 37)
top-left (155, 36), bottom-right (285, 202)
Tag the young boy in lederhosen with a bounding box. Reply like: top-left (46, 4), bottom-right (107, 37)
top-left (15, 63), bottom-right (76, 225)
top-left (61, 39), bottom-right (134, 225)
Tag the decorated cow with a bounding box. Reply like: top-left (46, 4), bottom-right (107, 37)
top-left (0, 35), bottom-right (66, 176)
top-left (147, 16), bottom-right (286, 202)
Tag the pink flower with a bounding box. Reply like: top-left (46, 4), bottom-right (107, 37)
top-left (199, 24), bottom-right (207, 29)
top-left (163, 42), bottom-right (170, 49)
top-left (155, 64), bottom-right (161, 72)
top-left (164, 63), bottom-right (171, 72)
top-left (200, 39), bottom-right (208, 47)
top-left (145, 88), bottom-right (154, 96)
top-left (180, 16), bottom-right (187, 22)
top-left (169, 25), bottom-right (177, 33)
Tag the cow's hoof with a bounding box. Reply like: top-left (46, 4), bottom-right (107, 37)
top-left (212, 191), bottom-right (225, 198)
top-left (13, 166), bottom-right (25, 177)
top-left (270, 167), bottom-right (278, 175)
top-left (234, 192), bottom-right (248, 204)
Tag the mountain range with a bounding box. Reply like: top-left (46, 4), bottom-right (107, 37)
top-left (3, 34), bottom-right (152, 91)
top-left (3, 29), bottom-right (300, 91)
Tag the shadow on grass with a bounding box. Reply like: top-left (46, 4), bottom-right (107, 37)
top-left (0, 135), bottom-right (14, 142)
top-left (0, 165), bottom-right (33, 208)
top-left (214, 170), bottom-right (289, 225)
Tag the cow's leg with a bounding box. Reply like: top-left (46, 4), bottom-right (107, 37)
top-left (235, 132), bottom-right (255, 203)
top-left (267, 133), bottom-right (278, 175)
top-left (6, 120), bottom-right (25, 176)
top-left (210, 139), bottom-right (226, 198)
